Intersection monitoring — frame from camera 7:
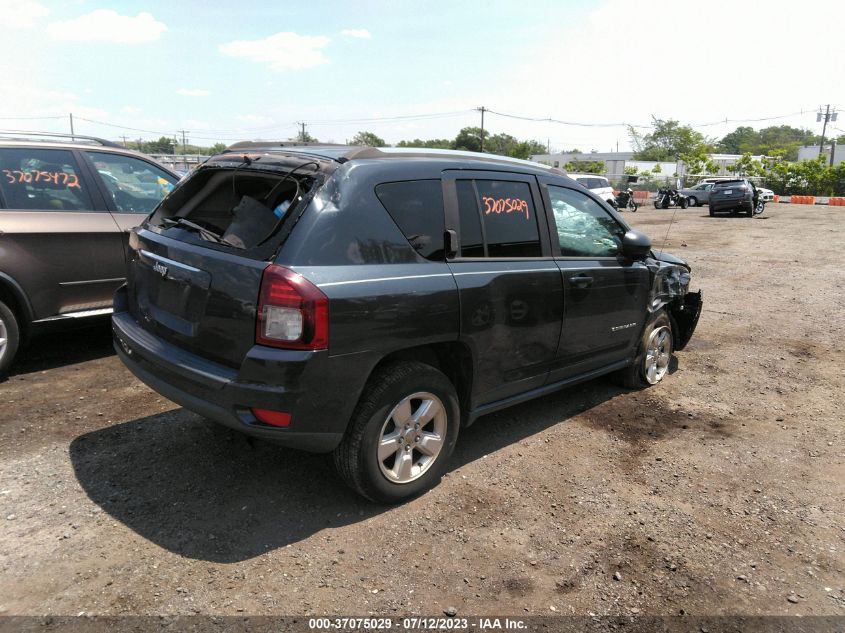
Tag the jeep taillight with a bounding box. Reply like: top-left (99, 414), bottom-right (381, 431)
top-left (256, 264), bottom-right (328, 350)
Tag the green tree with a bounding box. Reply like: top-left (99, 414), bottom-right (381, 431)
top-left (794, 157), bottom-right (831, 195)
top-left (680, 149), bottom-right (713, 171)
top-left (719, 125), bottom-right (818, 161)
top-left (760, 151), bottom-right (792, 193)
top-left (396, 138), bottom-right (453, 149)
top-left (452, 126), bottom-right (488, 153)
top-left (718, 126), bottom-right (759, 154)
top-left (629, 118), bottom-right (710, 161)
top-left (350, 131), bottom-right (388, 147)
top-left (827, 161), bottom-right (845, 196)
top-left (209, 142), bottom-right (227, 154)
top-left (728, 152), bottom-right (765, 177)
top-left (483, 133), bottom-right (545, 159)
top-left (624, 166), bottom-right (639, 175)
top-left (758, 125), bottom-right (817, 160)
top-left (564, 159), bottom-right (605, 174)
top-left (143, 136), bottom-right (176, 154)
top-left (297, 130), bottom-right (318, 143)
top-left (679, 148), bottom-right (719, 179)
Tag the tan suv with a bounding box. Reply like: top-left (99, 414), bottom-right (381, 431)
top-left (0, 132), bottom-right (179, 372)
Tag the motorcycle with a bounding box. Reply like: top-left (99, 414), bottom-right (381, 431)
top-left (614, 188), bottom-right (639, 212)
top-left (654, 187), bottom-right (687, 209)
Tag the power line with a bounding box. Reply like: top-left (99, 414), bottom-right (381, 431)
top-left (0, 115), bottom-right (65, 120)
top-left (487, 109), bottom-right (652, 129)
top-left (306, 110), bottom-right (472, 125)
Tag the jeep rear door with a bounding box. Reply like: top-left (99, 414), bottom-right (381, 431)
top-left (0, 147), bottom-right (125, 321)
top-left (443, 170), bottom-right (563, 406)
top-left (538, 178), bottom-right (649, 379)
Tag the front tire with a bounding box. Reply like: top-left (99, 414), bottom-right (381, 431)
top-left (679, 196), bottom-right (687, 209)
top-left (333, 361), bottom-right (460, 503)
top-left (0, 300), bottom-right (21, 375)
top-left (615, 311), bottom-right (673, 388)
top-left (687, 196), bottom-right (698, 207)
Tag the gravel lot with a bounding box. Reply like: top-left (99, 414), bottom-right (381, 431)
top-left (0, 203), bottom-right (843, 618)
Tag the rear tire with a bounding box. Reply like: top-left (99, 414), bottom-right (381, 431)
top-left (709, 207), bottom-right (715, 216)
top-left (615, 311), bottom-right (673, 389)
top-left (679, 197), bottom-right (687, 209)
top-left (333, 361), bottom-right (460, 504)
top-left (0, 300), bottom-right (21, 375)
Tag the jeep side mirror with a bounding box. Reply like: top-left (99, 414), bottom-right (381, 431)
top-left (621, 230), bottom-right (651, 260)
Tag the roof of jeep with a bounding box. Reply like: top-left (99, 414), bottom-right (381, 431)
top-left (220, 142), bottom-right (564, 176)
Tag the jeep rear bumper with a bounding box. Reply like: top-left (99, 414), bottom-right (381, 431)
top-left (112, 310), bottom-right (352, 452)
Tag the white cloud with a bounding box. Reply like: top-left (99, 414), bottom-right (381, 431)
top-left (176, 88), bottom-right (210, 97)
top-left (340, 28), bottom-right (371, 39)
top-left (0, 0), bottom-right (50, 28)
top-left (219, 32), bottom-right (330, 71)
top-left (46, 9), bottom-right (166, 43)
top-left (122, 106), bottom-right (142, 115)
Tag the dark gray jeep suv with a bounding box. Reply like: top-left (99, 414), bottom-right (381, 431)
top-left (112, 143), bottom-right (702, 502)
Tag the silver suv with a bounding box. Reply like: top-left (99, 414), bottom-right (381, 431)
top-left (0, 132), bottom-right (179, 372)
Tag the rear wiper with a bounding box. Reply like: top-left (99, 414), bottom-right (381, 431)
top-left (161, 217), bottom-right (239, 247)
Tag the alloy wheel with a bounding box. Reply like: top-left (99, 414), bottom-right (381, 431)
top-left (377, 392), bottom-right (447, 484)
top-left (643, 326), bottom-right (672, 384)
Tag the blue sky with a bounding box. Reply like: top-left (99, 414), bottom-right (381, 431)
top-left (1, 0), bottom-right (843, 151)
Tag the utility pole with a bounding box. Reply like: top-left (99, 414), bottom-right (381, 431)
top-left (175, 130), bottom-right (189, 155)
top-left (69, 113), bottom-right (75, 140)
top-left (120, 135), bottom-right (128, 147)
top-left (476, 106), bottom-right (486, 152)
top-left (817, 105), bottom-right (838, 159)
top-left (297, 121), bottom-right (307, 143)
top-left (831, 138), bottom-right (837, 167)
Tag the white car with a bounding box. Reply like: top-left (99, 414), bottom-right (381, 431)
top-left (567, 173), bottom-right (616, 207)
top-left (756, 186), bottom-right (774, 202)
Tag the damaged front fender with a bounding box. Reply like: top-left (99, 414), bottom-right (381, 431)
top-left (645, 252), bottom-right (703, 351)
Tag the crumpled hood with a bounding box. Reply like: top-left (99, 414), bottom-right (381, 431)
top-left (650, 249), bottom-right (690, 271)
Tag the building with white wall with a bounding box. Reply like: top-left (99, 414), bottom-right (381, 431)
top-left (798, 145), bottom-right (844, 166)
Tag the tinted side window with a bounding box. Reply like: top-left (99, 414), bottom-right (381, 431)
top-left (375, 179), bottom-right (444, 261)
top-left (0, 148), bottom-right (94, 211)
top-left (475, 180), bottom-right (541, 257)
top-left (86, 151), bottom-right (177, 214)
top-left (456, 180), bottom-right (484, 257)
top-left (547, 185), bottom-right (624, 257)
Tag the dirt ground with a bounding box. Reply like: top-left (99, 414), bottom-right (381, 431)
top-left (0, 203), bottom-right (843, 618)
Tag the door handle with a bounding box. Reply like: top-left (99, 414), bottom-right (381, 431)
top-left (569, 274), bottom-right (593, 288)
